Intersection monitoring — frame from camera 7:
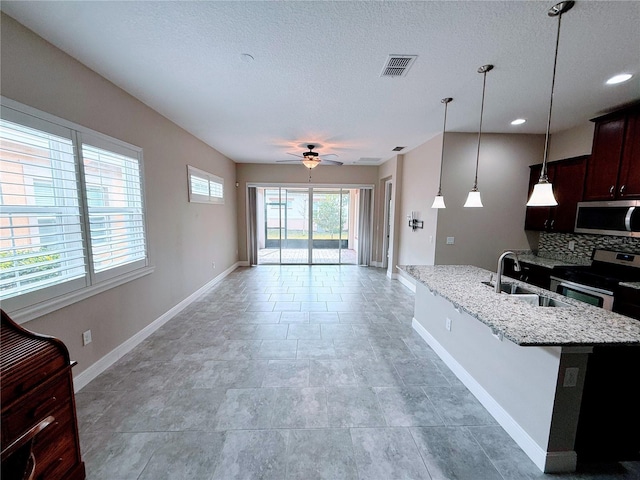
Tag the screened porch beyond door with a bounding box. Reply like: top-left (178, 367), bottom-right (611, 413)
top-left (256, 187), bottom-right (360, 265)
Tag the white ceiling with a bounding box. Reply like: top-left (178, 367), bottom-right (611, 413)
top-left (2, 1), bottom-right (639, 165)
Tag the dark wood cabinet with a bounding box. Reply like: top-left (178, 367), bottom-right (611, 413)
top-left (1, 310), bottom-right (85, 480)
top-left (525, 155), bottom-right (587, 232)
top-left (584, 107), bottom-right (640, 200)
top-left (575, 346), bottom-right (640, 463)
top-left (619, 110), bottom-right (640, 198)
top-left (613, 285), bottom-right (640, 320)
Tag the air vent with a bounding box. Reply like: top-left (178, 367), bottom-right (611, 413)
top-left (392, 146), bottom-right (406, 152)
top-left (381, 55), bottom-right (417, 77)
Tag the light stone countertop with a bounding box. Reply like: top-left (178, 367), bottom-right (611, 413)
top-left (399, 264), bottom-right (640, 347)
top-left (515, 253), bottom-right (582, 269)
top-left (619, 282), bottom-right (640, 290)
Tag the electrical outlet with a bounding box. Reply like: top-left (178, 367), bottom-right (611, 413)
top-left (212, 262), bottom-right (216, 269)
top-left (445, 318), bottom-right (452, 331)
top-left (563, 367), bottom-right (579, 387)
top-left (568, 241), bottom-right (575, 251)
top-left (82, 330), bottom-right (92, 346)
top-left (446, 237), bottom-right (455, 245)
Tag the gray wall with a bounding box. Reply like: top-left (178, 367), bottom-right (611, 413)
top-left (434, 133), bottom-right (545, 270)
top-left (1, 13), bottom-right (238, 375)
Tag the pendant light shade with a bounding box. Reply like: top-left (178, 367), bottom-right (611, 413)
top-left (464, 189), bottom-right (483, 208)
top-left (431, 195), bottom-right (446, 209)
top-left (464, 64), bottom-right (493, 208)
top-left (432, 97), bottom-right (453, 209)
top-left (527, 180), bottom-right (557, 206)
top-left (527, 1), bottom-right (574, 207)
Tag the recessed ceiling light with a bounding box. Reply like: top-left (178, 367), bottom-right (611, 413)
top-left (511, 118), bottom-right (526, 125)
top-left (606, 73), bottom-right (632, 85)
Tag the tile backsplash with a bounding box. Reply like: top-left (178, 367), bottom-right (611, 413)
top-left (538, 232), bottom-right (640, 265)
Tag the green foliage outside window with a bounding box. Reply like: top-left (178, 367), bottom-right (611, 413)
top-left (0, 249), bottom-right (62, 291)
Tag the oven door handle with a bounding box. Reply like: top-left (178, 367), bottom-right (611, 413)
top-left (550, 276), bottom-right (615, 297)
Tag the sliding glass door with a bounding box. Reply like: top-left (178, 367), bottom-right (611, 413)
top-left (311, 188), bottom-right (355, 264)
top-left (256, 186), bottom-right (360, 265)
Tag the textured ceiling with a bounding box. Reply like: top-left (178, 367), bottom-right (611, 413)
top-left (2, 1), bottom-right (639, 165)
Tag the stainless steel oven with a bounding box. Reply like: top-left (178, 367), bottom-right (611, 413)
top-left (549, 276), bottom-right (614, 310)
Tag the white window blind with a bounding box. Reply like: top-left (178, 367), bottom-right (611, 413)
top-left (81, 140), bottom-right (146, 279)
top-left (0, 116), bottom-right (87, 305)
top-left (187, 165), bottom-right (224, 204)
top-left (0, 100), bottom-right (150, 316)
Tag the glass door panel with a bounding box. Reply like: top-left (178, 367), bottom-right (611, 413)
top-left (312, 188), bottom-right (342, 264)
top-left (260, 187), bottom-right (282, 264)
top-left (341, 190), bottom-right (357, 264)
top-left (282, 188), bottom-right (309, 264)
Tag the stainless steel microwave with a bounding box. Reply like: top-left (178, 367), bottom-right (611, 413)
top-left (574, 200), bottom-right (640, 237)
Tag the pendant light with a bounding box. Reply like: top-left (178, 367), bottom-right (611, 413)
top-left (527, 1), bottom-right (574, 207)
top-left (432, 97), bottom-right (453, 209)
top-left (464, 64), bottom-right (493, 208)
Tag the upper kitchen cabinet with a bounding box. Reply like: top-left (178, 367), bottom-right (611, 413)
top-left (584, 106), bottom-right (640, 200)
top-left (525, 155), bottom-right (587, 232)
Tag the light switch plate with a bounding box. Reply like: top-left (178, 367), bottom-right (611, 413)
top-left (446, 237), bottom-right (455, 245)
top-left (82, 330), bottom-right (92, 346)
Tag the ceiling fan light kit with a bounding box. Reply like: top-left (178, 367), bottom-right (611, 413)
top-left (277, 144), bottom-right (343, 169)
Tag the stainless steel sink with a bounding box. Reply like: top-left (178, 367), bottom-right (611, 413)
top-left (481, 281), bottom-right (571, 307)
top-left (481, 281), bottom-right (536, 295)
top-left (515, 294), bottom-right (572, 308)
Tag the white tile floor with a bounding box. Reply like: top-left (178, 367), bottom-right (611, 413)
top-left (75, 265), bottom-right (640, 479)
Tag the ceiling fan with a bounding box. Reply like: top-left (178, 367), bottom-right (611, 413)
top-left (277, 144), bottom-right (343, 169)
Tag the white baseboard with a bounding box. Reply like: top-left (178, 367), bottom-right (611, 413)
top-left (396, 272), bottom-right (416, 293)
top-left (73, 261), bottom-right (242, 392)
top-left (411, 318), bottom-right (576, 474)
top-left (386, 270), bottom-right (397, 279)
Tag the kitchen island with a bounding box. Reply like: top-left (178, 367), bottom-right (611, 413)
top-left (399, 265), bottom-right (640, 474)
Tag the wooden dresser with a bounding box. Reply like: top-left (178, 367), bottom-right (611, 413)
top-left (1, 310), bottom-right (85, 480)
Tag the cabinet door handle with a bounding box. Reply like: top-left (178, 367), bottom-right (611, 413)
top-left (609, 185), bottom-right (615, 196)
top-left (543, 219), bottom-right (548, 229)
top-left (550, 220), bottom-right (555, 229)
top-left (620, 185), bottom-right (626, 196)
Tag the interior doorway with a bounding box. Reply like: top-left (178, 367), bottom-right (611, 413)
top-left (382, 180), bottom-right (392, 270)
top-left (255, 186), bottom-right (359, 265)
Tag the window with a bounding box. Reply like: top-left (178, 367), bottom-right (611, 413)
top-left (0, 100), bottom-right (149, 316)
top-left (187, 165), bottom-right (224, 204)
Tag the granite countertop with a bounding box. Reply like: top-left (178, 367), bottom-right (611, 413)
top-left (515, 253), bottom-right (582, 269)
top-left (399, 264), bottom-right (640, 347)
top-left (619, 282), bottom-right (640, 290)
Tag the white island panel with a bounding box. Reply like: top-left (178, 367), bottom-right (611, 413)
top-left (413, 281), bottom-right (589, 473)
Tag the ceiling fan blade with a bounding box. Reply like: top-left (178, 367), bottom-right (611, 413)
top-left (321, 153), bottom-right (339, 159)
top-left (321, 159), bottom-right (343, 166)
top-left (276, 159), bottom-right (302, 163)
top-left (286, 152), bottom-right (304, 158)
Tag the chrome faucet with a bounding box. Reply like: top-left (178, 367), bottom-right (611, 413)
top-left (495, 251), bottom-right (521, 294)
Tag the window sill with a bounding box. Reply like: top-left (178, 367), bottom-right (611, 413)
top-left (6, 266), bottom-right (155, 325)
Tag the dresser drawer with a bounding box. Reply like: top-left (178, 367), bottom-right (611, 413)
top-left (1, 351), bottom-right (67, 406)
top-left (1, 372), bottom-right (71, 443)
top-left (32, 411), bottom-right (79, 480)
